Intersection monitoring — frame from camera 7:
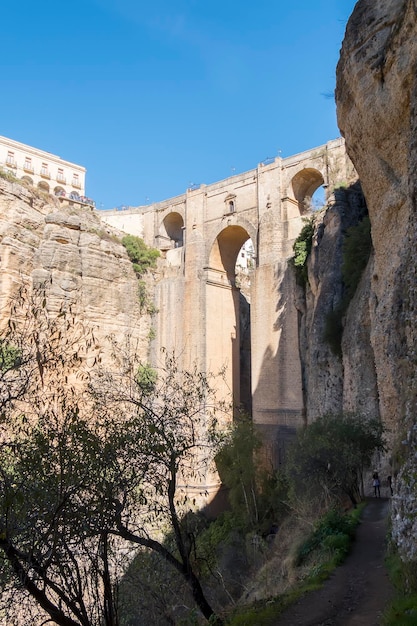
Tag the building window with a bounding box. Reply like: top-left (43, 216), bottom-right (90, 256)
top-left (224, 195), bottom-right (236, 215)
top-left (40, 163), bottom-right (50, 178)
top-left (6, 151), bottom-right (17, 168)
top-left (23, 157), bottom-right (34, 173)
top-left (72, 173), bottom-right (81, 188)
top-left (57, 168), bottom-right (66, 183)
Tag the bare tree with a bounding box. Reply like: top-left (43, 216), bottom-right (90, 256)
top-left (0, 290), bottom-right (228, 625)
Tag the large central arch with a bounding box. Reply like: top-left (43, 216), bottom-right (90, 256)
top-left (206, 225), bottom-right (252, 417)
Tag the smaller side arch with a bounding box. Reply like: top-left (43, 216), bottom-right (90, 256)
top-left (157, 211), bottom-right (184, 250)
top-left (289, 168), bottom-right (325, 214)
top-left (21, 176), bottom-right (33, 186)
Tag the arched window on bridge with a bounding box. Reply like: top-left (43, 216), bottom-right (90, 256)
top-left (157, 211), bottom-right (184, 251)
top-left (224, 194), bottom-right (236, 215)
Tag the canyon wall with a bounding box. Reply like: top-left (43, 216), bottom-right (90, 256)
top-left (0, 177), bottom-right (149, 368)
top-left (335, 0), bottom-right (417, 559)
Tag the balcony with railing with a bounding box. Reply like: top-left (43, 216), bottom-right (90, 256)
top-left (71, 178), bottom-right (81, 188)
top-left (23, 162), bottom-right (34, 173)
top-left (6, 157), bottom-right (17, 169)
top-left (40, 167), bottom-right (51, 179)
top-left (56, 173), bottom-right (66, 184)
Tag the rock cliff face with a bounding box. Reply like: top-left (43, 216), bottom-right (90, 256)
top-left (0, 177), bottom-right (149, 366)
top-left (297, 183), bottom-right (378, 423)
top-left (335, 0), bottom-right (417, 559)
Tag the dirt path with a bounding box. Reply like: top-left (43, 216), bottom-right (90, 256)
top-left (273, 498), bottom-right (394, 626)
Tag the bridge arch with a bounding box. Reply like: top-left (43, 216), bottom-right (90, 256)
top-left (205, 216), bottom-right (258, 273)
top-left (206, 223), bottom-right (253, 416)
top-left (158, 211), bottom-right (185, 250)
top-left (288, 167), bottom-right (325, 214)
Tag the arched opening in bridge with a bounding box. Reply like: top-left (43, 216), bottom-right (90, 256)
top-left (207, 225), bottom-right (253, 417)
top-left (158, 212), bottom-right (184, 251)
top-left (289, 168), bottom-right (325, 214)
top-left (311, 185), bottom-right (326, 210)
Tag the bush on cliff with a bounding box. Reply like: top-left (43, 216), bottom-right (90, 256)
top-left (121, 234), bottom-right (160, 277)
top-left (291, 218), bottom-right (314, 285)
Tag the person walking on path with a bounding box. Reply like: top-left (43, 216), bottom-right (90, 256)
top-left (372, 471), bottom-right (381, 498)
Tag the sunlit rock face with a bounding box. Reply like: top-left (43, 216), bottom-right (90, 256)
top-left (336, 0), bottom-right (417, 559)
top-left (0, 177), bottom-right (149, 364)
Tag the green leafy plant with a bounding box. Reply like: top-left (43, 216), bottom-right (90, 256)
top-left (122, 235), bottom-right (160, 314)
top-left (135, 363), bottom-right (158, 395)
top-left (291, 218), bottom-right (314, 285)
top-left (295, 508), bottom-right (356, 566)
top-left (0, 341), bottom-right (22, 371)
top-left (287, 412), bottom-right (385, 507)
top-left (122, 234), bottom-right (160, 277)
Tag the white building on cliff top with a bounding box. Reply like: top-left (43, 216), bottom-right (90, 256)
top-left (0, 135), bottom-right (86, 197)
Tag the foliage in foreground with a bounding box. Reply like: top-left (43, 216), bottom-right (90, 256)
top-left (287, 412), bottom-right (385, 507)
top-left (0, 289), bottom-right (228, 626)
top-left (215, 416), bottom-right (289, 533)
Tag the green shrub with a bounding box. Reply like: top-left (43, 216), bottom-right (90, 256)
top-left (135, 363), bottom-right (157, 395)
top-left (291, 218), bottom-right (314, 285)
top-left (383, 595), bottom-right (417, 626)
top-left (121, 236), bottom-right (160, 314)
top-left (195, 511), bottom-right (244, 576)
top-left (121, 235), bottom-right (160, 277)
top-left (295, 508), bottom-right (357, 566)
top-left (0, 341), bottom-right (22, 371)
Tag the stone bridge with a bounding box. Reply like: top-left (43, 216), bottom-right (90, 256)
top-left (102, 138), bottom-right (355, 474)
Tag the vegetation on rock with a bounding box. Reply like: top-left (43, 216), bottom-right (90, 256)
top-left (121, 234), bottom-right (160, 277)
top-left (291, 218), bottom-right (315, 285)
top-left (121, 234), bottom-right (160, 314)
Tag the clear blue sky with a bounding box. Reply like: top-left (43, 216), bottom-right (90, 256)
top-left (2, 0), bottom-right (356, 209)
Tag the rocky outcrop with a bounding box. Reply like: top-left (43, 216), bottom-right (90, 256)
top-left (297, 183), bottom-right (378, 422)
top-left (336, 0), bottom-right (417, 559)
top-left (0, 177), bottom-right (149, 365)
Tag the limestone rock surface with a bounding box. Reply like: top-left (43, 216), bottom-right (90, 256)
top-left (336, 0), bottom-right (417, 559)
top-left (0, 177), bottom-right (149, 365)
